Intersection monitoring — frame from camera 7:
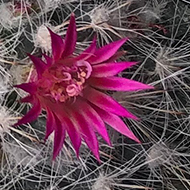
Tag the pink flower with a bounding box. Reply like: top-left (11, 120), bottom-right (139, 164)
top-left (14, 14), bottom-right (153, 161)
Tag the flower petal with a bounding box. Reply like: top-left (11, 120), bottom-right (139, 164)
top-left (43, 54), bottom-right (53, 66)
top-left (20, 95), bottom-right (34, 103)
top-left (91, 62), bottom-right (137, 77)
top-left (87, 38), bottom-right (128, 65)
top-left (15, 82), bottom-right (37, 94)
top-left (89, 77), bottom-right (154, 91)
top-left (75, 97), bottom-right (111, 145)
top-left (53, 114), bottom-right (66, 160)
top-left (105, 50), bottom-right (126, 62)
top-left (14, 99), bottom-right (41, 126)
top-left (65, 120), bottom-right (81, 157)
top-left (67, 104), bottom-right (100, 161)
top-left (83, 87), bottom-right (138, 120)
top-left (94, 106), bottom-right (140, 143)
top-left (56, 110), bottom-right (81, 157)
top-left (47, 28), bottom-right (64, 61)
top-left (27, 54), bottom-right (47, 78)
top-left (41, 99), bottom-right (82, 156)
top-left (62, 13), bottom-right (77, 58)
top-left (75, 36), bottom-right (96, 61)
top-left (45, 108), bottom-right (55, 141)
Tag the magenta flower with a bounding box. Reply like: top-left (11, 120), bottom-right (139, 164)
top-left (14, 14), bottom-right (153, 160)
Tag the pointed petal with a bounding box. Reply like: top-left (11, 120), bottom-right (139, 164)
top-left (89, 77), bottom-right (154, 91)
top-left (65, 119), bottom-right (81, 157)
top-left (14, 99), bottom-right (41, 126)
top-left (45, 108), bottom-right (55, 141)
top-left (67, 104), bottom-right (100, 161)
top-left (56, 111), bottom-right (81, 157)
top-left (94, 106), bottom-right (140, 143)
top-left (75, 36), bottom-right (96, 61)
top-left (87, 38), bottom-right (128, 65)
top-left (75, 97), bottom-right (111, 145)
top-left (82, 127), bottom-right (99, 161)
top-left (20, 95), bottom-right (34, 103)
top-left (53, 114), bottom-right (66, 160)
top-left (83, 87), bottom-right (138, 120)
top-left (105, 50), bottom-right (126, 62)
top-left (42, 102), bottom-right (67, 159)
top-left (15, 82), bottom-right (37, 94)
top-left (47, 28), bottom-right (64, 61)
top-left (28, 54), bottom-right (47, 78)
top-left (91, 62), bottom-right (137, 77)
top-left (62, 13), bottom-right (77, 58)
top-left (43, 54), bottom-right (53, 66)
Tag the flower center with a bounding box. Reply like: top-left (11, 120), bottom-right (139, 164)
top-left (37, 60), bottom-right (92, 102)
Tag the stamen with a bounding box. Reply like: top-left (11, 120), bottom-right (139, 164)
top-left (37, 60), bottom-right (92, 102)
top-left (80, 71), bottom-right (86, 78)
top-left (66, 84), bottom-right (79, 97)
top-left (59, 95), bottom-right (66, 102)
top-left (62, 72), bottom-right (71, 81)
top-left (76, 60), bottom-right (92, 79)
